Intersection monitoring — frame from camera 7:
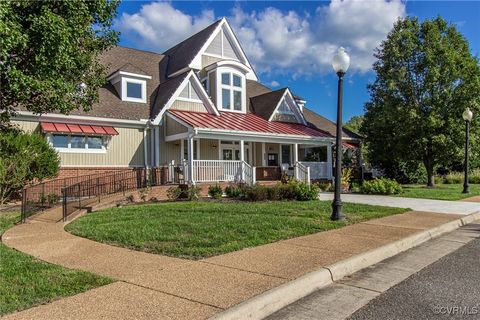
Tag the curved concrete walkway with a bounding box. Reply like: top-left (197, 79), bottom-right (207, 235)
top-left (1, 203), bottom-right (475, 319)
top-left (320, 193), bottom-right (479, 215)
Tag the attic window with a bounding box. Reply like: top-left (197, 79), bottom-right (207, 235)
top-left (122, 78), bottom-right (147, 103)
top-left (278, 100), bottom-right (294, 114)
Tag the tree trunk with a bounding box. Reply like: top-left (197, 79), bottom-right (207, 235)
top-left (424, 159), bottom-right (435, 187)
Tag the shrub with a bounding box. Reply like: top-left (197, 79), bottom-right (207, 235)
top-left (434, 175), bottom-right (444, 185)
top-left (0, 131), bottom-right (60, 204)
top-left (444, 172), bottom-right (463, 184)
top-left (360, 178), bottom-right (402, 195)
top-left (166, 186), bottom-right (182, 201)
top-left (138, 188), bottom-right (150, 202)
top-left (245, 185), bottom-right (269, 201)
top-left (46, 193), bottom-right (60, 205)
top-left (316, 182), bottom-right (331, 192)
top-left (125, 194), bottom-right (135, 203)
top-left (275, 182), bottom-right (297, 200)
top-left (208, 184), bottom-right (223, 199)
top-left (186, 185), bottom-right (201, 201)
top-left (224, 183), bottom-right (244, 198)
top-left (470, 169), bottom-right (480, 184)
top-left (294, 182), bottom-right (319, 201)
top-left (341, 168), bottom-right (354, 190)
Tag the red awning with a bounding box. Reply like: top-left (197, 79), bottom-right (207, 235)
top-left (40, 122), bottom-right (119, 136)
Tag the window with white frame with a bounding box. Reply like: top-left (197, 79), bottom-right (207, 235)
top-left (182, 140), bottom-right (198, 160)
top-left (278, 99), bottom-right (294, 114)
top-left (220, 72), bottom-right (243, 111)
top-left (122, 77), bottom-right (147, 103)
top-left (50, 134), bottom-right (108, 152)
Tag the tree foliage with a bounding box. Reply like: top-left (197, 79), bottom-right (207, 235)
top-left (0, 0), bottom-right (119, 129)
top-left (344, 115), bottom-right (364, 134)
top-left (0, 130), bottom-right (60, 204)
top-left (361, 17), bottom-right (480, 186)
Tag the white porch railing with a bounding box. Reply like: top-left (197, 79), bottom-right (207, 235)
top-left (299, 161), bottom-right (331, 180)
top-left (295, 162), bottom-right (311, 185)
top-left (188, 160), bottom-right (256, 185)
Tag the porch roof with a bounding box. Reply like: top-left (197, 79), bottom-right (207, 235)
top-left (168, 110), bottom-right (333, 138)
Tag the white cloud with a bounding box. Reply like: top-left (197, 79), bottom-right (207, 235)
top-left (270, 80), bottom-right (280, 87)
top-left (116, 0), bottom-right (405, 75)
top-left (115, 2), bottom-right (215, 52)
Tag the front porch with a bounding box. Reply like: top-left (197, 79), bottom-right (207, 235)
top-left (157, 137), bottom-right (333, 185)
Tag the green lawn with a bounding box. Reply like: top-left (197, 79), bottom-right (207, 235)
top-left (0, 212), bottom-right (112, 316)
top-left (398, 184), bottom-right (480, 201)
top-left (66, 201), bottom-right (408, 260)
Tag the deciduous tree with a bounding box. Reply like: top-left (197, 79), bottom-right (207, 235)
top-left (361, 17), bottom-right (480, 186)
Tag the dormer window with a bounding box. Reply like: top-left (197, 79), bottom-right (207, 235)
top-left (107, 70), bottom-right (151, 104)
top-left (221, 72), bottom-right (243, 111)
top-left (278, 100), bottom-right (294, 114)
top-left (122, 77), bottom-right (147, 103)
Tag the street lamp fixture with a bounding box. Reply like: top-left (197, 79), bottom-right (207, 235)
top-left (462, 107), bottom-right (473, 194)
top-left (331, 47), bottom-right (350, 221)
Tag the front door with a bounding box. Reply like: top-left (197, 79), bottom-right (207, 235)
top-left (267, 153), bottom-right (278, 166)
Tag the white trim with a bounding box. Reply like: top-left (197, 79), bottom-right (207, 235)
top-left (54, 148), bottom-right (107, 154)
top-left (152, 70), bottom-right (219, 125)
top-left (268, 89), bottom-right (307, 125)
top-left (186, 18), bottom-right (257, 81)
top-left (122, 77), bottom-right (147, 103)
top-left (165, 132), bottom-right (190, 142)
top-left (155, 126), bottom-right (160, 167)
top-left (176, 97), bottom-right (203, 103)
top-left (13, 111), bottom-right (148, 128)
top-left (143, 128), bottom-right (149, 168)
top-left (204, 60), bottom-right (251, 74)
top-left (107, 70), bottom-right (152, 81)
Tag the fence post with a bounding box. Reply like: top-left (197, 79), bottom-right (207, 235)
top-left (41, 183), bottom-right (45, 210)
top-left (21, 188), bottom-right (26, 223)
top-left (62, 188), bottom-right (66, 222)
top-left (252, 167), bottom-right (256, 185)
top-left (77, 184), bottom-right (81, 209)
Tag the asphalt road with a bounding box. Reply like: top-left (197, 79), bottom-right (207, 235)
top-left (349, 238), bottom-right (480, 320)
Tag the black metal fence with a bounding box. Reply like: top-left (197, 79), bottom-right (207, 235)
top-left (20, 171), bottom-right (125, 223)
top-left (20, 164), bottom-right (189, 223)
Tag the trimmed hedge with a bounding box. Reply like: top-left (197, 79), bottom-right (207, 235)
top-left (226, 180), bottom-right (319, 201)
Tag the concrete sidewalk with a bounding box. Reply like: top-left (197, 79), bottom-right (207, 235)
top-left (320, 193), bottom-right (479, 215)
top-left (1, 208), bottom-right (478, 320)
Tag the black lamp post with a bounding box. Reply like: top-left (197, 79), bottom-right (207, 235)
top-left (462, 107), bottom-right (473, 194)
top-left (331, 47), bottom-right (350, 221)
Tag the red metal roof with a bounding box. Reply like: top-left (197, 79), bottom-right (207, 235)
top-left (342, 141), bottom-right (359, 150)
top-left (40, 122), bottom-right (119, 135)
top-left (168, 110), bottom-right (333, 138)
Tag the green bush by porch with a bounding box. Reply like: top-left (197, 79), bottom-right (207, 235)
top-left (0, 212), bottom-right (112, 316)
top-left (66, 201), bottom-right (407, 260)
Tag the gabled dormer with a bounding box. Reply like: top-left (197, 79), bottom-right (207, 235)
top-left (107, 63), bottom-right (152, 103)
top-left (250, 88), bottom-right (307, 125)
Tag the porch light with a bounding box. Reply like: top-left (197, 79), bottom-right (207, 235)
top-left (330, 47), bottom-right (350, 222)
top-left (331, 47), bottom-right (350, 75)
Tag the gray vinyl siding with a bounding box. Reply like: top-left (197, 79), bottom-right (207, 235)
top-left (170, 99), bottom-right (207, 113)
top-left (205, 32), bottom-right (222, 56)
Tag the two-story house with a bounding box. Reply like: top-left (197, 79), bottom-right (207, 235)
top-left (12, 18), bottom-right (360, 185)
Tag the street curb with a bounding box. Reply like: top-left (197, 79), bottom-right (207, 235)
top-left (210, 211), bottom-right (480, 320)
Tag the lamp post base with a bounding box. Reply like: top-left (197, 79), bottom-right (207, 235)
top-left (331, 200), bottom-right (346, 221)
top-left (462, 185), bottom-right (470, 194)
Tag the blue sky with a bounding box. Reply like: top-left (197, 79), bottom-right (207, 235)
top-left (116, 1), bottom-right (480, 122)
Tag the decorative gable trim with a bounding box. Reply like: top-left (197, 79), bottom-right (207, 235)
top-left (188, 18), bottom-right (258, 81)
top-left (151, 70), bottom-right (219, 125)
top-left (268, 89), bottom-right (307, 125)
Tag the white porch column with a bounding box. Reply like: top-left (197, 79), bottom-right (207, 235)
top-left (293, 143), bottom-right (298, 180)
top-left (187, 135), bottom-right (194, 184)
top-left (155, 126), bottom-right (160, 167)
top-left (327, 143), bottom-right (333, 180)
top-left (261, 142), bottom-right (266, 166)
top-left (240, 140), bottom-right (245, 182)
top-left (150, 127), bottom-right (155, 167)
top-left (143, 128), bottom-right (150, 168)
